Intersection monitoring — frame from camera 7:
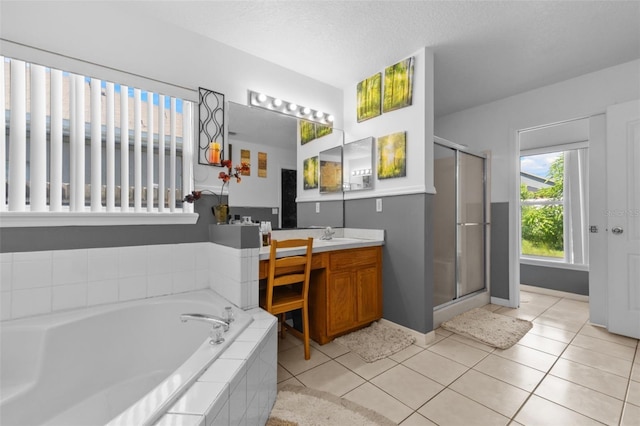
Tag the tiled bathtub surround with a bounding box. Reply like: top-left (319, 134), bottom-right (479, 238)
top-left (157, 309), bottom-right (278, 426)
top-left (0, 243), bottom-right (212, 321)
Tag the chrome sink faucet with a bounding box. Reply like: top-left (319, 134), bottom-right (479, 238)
top-left (180, 313), bottom-right (230, 344)
top-left (320, 226), bottom-right (335, 240)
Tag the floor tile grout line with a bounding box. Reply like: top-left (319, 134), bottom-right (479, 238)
top-left (508, 294), bottom-right (616, 425)
top-left (618, 339), bottom-right (640, 424)
top-left (277, 292), bottom-right (637, 425)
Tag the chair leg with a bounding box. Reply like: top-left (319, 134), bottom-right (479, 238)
top-left (279, 313), bottom-right (286, 339)
top-left (302, 306), bottom-right (310, 360)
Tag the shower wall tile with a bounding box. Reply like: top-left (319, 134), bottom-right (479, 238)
top-left (118, 246), bottom-right (148, 278)
top-left (52, 249), bottom-right (88, 286)
top-left (52, 283), bottom-right (88, 311)
top-left (88, 249), bottom-right (119, 282)
top-left (12, 251), bottom-right (52, 290)
top-left (87, 279), bottom-right (119, 306)
top-left (1, 261), bottom-right (12, 292)
top-left (0, 241), bottom-right (260, 321)
top-left (1, 292), bottom-right (11, 321)
top-left (147, 273), bottom-right (174, 298)
top-left (12, 286), bottom-right (52, 318)
top-left (119, 276), bottom-right (148, 301)
top-left (147, 245), bottom-right (174, 275)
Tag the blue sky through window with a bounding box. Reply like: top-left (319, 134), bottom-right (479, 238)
top-left (520, 152), bottom-right (562, 179)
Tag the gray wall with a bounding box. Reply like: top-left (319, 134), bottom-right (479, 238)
top-left (0, 194), bottom-right (223, 253)
top-left (297, 200), bottom-right (344, 228)
top-left (490, 202), bottom-right (510, 300)
top-left (521, 264), bottom-right (589, 295)
top-left (345, 194), bottom-right (434, 334)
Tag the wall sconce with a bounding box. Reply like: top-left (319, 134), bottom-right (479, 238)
top-left (248, 90), bottom-right (334, 125)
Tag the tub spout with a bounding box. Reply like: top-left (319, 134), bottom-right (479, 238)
top-left (180, 313), bottom-right (229, 332)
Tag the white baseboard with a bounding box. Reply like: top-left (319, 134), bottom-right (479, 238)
top-left (490, 297), bottom-right (511, 307)
top-left (520, 284), bottom-right (589, 302)
top-left (378, 318), bottom-right (436, 347)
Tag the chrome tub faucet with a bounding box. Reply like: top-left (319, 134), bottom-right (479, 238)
top-left (180, 313), bottom-right (230, 344)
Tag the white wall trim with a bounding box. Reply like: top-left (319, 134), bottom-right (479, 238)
top-left (490, 297), bottom-right (512, 307)
top-left (0, 212), bottom-right (199, 227)
top-left (379, 318), bottom-right (436, 347)
top-left (520, 284), bottom-right (589, 302)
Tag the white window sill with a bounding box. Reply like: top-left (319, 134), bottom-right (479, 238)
top-left (0, 212), bottom-right (199, 227)
top-left (520, 257), bottom-right (589, 271)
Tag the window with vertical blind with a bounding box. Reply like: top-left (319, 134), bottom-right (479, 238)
top-left (1, 56), bottom-right (196, 226)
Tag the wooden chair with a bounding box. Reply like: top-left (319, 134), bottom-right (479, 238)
top-left (259, 238), bottom-right (313, 360)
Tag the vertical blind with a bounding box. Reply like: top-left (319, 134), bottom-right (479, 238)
top-left (1, 56), bottom-right (194, 215)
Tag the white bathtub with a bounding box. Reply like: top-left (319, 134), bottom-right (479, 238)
top-left (0, 290), bottom-right (254, 426)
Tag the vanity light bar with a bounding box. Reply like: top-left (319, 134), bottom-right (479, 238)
top-left (248, 90), bottom-right (334, 125)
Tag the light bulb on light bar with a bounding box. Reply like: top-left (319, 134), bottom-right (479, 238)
top-left (247, 90), bottom-right (333, 125)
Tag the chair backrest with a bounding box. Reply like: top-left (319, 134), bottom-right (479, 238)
top-left (264, 238), bottom-right (313, 311)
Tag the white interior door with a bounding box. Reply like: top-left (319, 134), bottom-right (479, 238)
top-left (607, 99), bottom-right (640, 339)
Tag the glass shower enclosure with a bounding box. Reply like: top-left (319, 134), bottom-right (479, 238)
top-left (433, 140), bottom-right (488, 308)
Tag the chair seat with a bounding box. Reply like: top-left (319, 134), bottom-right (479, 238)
top-left (260, 286), bottom-right (304, 315)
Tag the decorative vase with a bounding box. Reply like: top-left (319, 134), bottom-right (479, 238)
top-left (212, 204), bottom-right (228, 224)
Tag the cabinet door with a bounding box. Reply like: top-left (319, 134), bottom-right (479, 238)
top-left (327, 271), bottom-right (357, 335)
top-left (356, 265), bottom-right (381, 323)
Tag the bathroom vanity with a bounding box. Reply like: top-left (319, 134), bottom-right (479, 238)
top-left (258, 232), bottom-right (384, 344)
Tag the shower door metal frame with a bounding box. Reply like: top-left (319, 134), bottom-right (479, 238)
top-left (434, 138), bottom-right (489, 309)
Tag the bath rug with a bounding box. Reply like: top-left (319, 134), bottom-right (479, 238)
top-left (441, 307), bottom-right (532, 349)
top-left (334, 321), bottom-right (416, 362)
top-left (268, 384), bottom-right (396, 426)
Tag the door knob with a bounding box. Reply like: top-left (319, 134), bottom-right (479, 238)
top-left (612, 226), bottom-right (624, 235)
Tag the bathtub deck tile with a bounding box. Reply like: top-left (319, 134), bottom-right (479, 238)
top-left (169, 382), bottom-right (228, 421)
top-left (236, 325), bottom-right (270, 343)
top-left (220, 340), bottom-right (259, 362)
top-left (209, 399), bottom-right (230, 426)
top-left (199, 358), bottom-right (246, 393)
top-left (155, 413), bottom-right (205, 426)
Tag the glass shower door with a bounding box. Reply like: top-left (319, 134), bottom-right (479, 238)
top-left (457, 152), bottom-right (486, 298)
top-left (433, 145), bottom-right (457, 306)
top-left (433, 142), bottom-right (487, 308)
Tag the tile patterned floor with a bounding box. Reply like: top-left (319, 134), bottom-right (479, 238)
top-left (276, 291), bottom-right (640, 425)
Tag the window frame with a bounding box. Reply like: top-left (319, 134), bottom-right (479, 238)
top-left (1, 42), bottom-right (198, 227)
top-left (519, 144), bottom-right (589, 268)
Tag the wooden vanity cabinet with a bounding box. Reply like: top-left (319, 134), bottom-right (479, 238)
top-left (310, 246), bottom-right (382, 344)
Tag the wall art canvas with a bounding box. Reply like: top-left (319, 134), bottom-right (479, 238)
top-left (383, 57), bottom-right (414, 113)
top-left (300, 120), bottom-right (316, 145)
top-left (303, 156), bottom-right (318, 189)
top-left (316, 123), bottom-right (333, 139)
top-left (258, 152), bottom-right (267, 178)
top-left (357, 72), bottom-right (382, 122)
top-left (198, 87), bottom-right (225, 166)
top-left (240, 149), bottom-right (251, 176)
top-left (377, 131), bottom-right (406, 179)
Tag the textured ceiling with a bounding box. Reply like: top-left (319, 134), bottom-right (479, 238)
top-left (127, 1), bottom-right (639, 117)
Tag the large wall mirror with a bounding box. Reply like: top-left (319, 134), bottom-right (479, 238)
top-left (227, 102), bottom-right (344, 228)
top-left (319, 146), bottom-right (343, 193)
top-left (343, 137), bottom-right (374, 192)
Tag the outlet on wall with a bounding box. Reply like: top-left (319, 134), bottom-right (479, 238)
top-left (376, 198), bottom-right (382, 212)
top-left (315, 202), bottom-right (320, 213)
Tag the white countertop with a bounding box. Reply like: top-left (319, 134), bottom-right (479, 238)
top-left (258, 228), bottom-right (385, 260)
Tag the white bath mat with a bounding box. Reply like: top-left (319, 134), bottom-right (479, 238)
top-left (441, 307), bottom-right (532, 349)
top-left (334, 321), bottom-right (416, 362)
